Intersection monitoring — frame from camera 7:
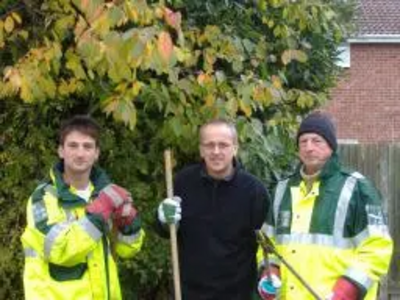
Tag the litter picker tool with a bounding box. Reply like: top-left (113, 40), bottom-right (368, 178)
top-left (257, 230), bottom-right (322, 300)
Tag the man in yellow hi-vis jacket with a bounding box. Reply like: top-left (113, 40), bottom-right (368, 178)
top-left (21, 115), bottom-right (145, 299)
top-left (258, 112), bottom-right (393, 300)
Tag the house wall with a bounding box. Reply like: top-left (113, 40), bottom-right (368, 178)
top-left (325, 43), bottom-right (400, 144)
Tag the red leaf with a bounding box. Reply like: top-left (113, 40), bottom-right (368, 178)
top-left (157, 31), bottom-right (173, 63)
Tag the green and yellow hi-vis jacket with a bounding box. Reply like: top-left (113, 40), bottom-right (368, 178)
top-left (262, 154), bottom-right (393, 300)
top-left (21, 162), bottom-right (145, 300)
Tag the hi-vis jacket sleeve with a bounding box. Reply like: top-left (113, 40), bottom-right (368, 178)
top-left (21, 184), bottom-right (144, 266)
top-left (259, 179), bottom-right (283, 269)
top-left (115, 217), bottom-right (145, 259)
top-left (344, 177), bottom-right (393, 290)
top-left (21, 190), bottom-right (105, 266)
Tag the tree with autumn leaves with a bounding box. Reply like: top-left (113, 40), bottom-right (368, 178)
top-left (0, 0), bottom-right (353, 298)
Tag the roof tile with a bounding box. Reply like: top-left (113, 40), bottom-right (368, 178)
top-left (357, 0), bottom-right (400, 35)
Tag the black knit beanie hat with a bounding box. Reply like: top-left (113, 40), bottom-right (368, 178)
top-left (297, 112), bottom-right (337, 151)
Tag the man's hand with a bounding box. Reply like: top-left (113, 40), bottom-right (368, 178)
top-left (86, 184), bottom-right (132, 222)
top-left (258, 266), bottom-right (281, 300)
top-left (157, 196), bottom-right (182, 225)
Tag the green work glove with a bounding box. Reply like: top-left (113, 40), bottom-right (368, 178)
top-left (157, 196), bottom-right (182, 225)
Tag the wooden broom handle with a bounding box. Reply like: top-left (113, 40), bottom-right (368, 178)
top-left (164, 149), bottom-right (182, 300)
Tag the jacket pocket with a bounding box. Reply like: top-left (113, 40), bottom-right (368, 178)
top-left (49, 263), bottom-right (87, 281)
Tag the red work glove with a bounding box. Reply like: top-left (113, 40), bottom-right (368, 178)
top-left (330, 277), bottom-right (359, 300)
top-left (86, 184), bottom-right (132, 222)
top-left (258, 266), bottom-right (281, 300)
top-left (113, 202), bottom-right (138, 228)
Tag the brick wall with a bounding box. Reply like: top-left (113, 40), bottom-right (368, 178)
top-left (325, 43), bottom-right (400, 144)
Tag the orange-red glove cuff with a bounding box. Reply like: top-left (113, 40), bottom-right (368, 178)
top-left (332, 277), bottom-right (359, 300)
top-left (262, 265), bottom-right (280, 278)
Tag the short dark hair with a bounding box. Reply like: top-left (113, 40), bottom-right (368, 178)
top-left (59, 115), bottom-right (100, 147)
top-left (199, 119), bottom-right (238, 144)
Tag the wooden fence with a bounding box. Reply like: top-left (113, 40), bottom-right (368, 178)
top-left (339, 144), bottom-right (400, 299)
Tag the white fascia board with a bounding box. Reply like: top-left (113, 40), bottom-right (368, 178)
top-left (348, 35), bottom-right (400, 44)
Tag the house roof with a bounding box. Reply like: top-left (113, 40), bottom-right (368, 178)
top-left (357, 0), bottom-right (400, 35)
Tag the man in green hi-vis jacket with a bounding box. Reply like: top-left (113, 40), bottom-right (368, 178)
top-left (258, 112), bottom-right (393, 300)
top-left (21, 115), bottom-right (145, 299)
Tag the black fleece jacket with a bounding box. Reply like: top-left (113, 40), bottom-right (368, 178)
top-left (155, 162), bottom-right (270, 300)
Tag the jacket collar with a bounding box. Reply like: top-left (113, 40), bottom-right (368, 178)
top-left (200, 158), bottom-right (240, 182)
top-left (293, 152), bottom-right (341, 182)
top-left (50, 161), bottom-right (110, 206)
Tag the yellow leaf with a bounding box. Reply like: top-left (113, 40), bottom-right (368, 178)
top-left (88, 5), bottom-right (105, 24)
top-left (74, 16), bottom-right (87, 38)
top-left (103, 96), bottom-right (119, 114)
top-left (239, 99), bottom-right (252, 117)
top-left (130, 81), bottom-right (143, 97)
top-left (157, 31), bottom-right (173, 63)
top-left (4, 16), bottom-right (14, 33)
top-left (103, 95), bottom-right (137, 130)
top-left (268, 20), bottom-right (274, 28)
top-left (252, 86), bottom-right (264, 102)
top-left (296, 91), bottom-right (314, 108)
top-left (4, 67), bottom-right (22, 89)
top-left (11, 12), bottom-right (22, 24)
top-left (197, 72), bottom-right (212, 86)
top-left (204, 94), bottom-right (215, 107)
top-left (225, 97), bottom-right (238, 115)
top-left (282, 49), bottom-right (308, 65)
top-left (271, 75), bottom-right (282, 89)
top-left (126, 3), bottom-right (139, 23)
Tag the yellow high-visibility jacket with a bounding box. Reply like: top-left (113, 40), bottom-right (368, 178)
top-left (21, 162), bottom-right (145, 299)
top-left (262, 154), bottom-right (393, 300)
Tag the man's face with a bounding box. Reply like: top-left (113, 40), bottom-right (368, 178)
top-left (298, 133), bottom-right (333, 174)
top-left (200, 124), bottom-right (238, 179)
top-left (58, 130), bottom-right (99, 176)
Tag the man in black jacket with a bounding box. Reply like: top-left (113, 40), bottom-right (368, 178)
top-left (155, 119), bottom-right (270, 300)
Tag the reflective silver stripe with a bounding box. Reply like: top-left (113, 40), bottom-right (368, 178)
top-left (44, 217), bottom-right (102, 258)
top-left (334, 173), bottom-right (360, 237)
top-left (351, 172), bottom-right (365, 180)
top-left (276, 224), bottom-right (391, 249)
top-left (44, 185), bottom-right (58, 198)
top-left (32, 201), bottom-right (47, 223)
top-left (102, 185), bottom-right (125, 206)
top-left (121, 203), bottom-right (132, 217)
top-left (274, 179), bottom-right (289, 223)
top-left (345, 267), bottom-right (374, 290)
top-left (35, 183), bottom-right (47, 191)
top-left (78, 217), bottom-right (102, 241)
top-left (44, 222), bottom-right (69, 258)
top-left (24, 248), bottom-right (39, 258)
top-left (352, 228), bottom-right (370, 247)
top-left (65, 209), bottom-right (76, 222)
top-left (367, 223), bottom-right (390, 236)
top-left (352, 225), bottom-right (390, 247)
top-left (261, 223), bottom-right (275, 237)
top-left (276, 232), bottom-right (354, 249)
top-left (118, 231), bottom-right (141, 244)
top-left (32, 184), bottom-right (57, 224)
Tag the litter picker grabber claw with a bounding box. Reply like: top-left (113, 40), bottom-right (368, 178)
top-left (164, 149), bottom-right (182, 300)
top-left (256, 230), bottom-right (322, 300)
